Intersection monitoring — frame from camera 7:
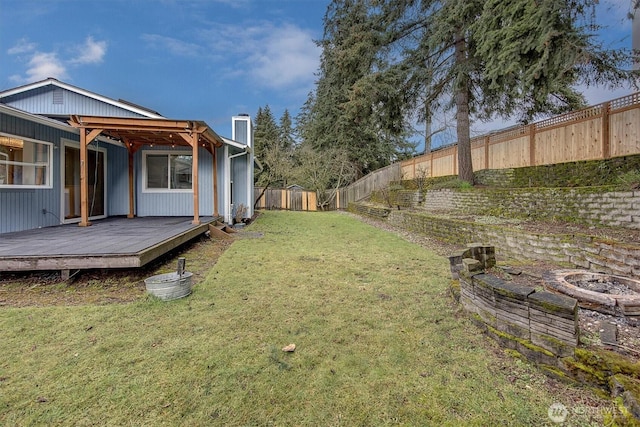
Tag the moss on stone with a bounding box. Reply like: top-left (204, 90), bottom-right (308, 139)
top-left (576, 348), bottom-right (640, 378)
top-left (561, 356), bottom-right (609, 387)
top-left (528, 291), bottom-right (577, 315)
top-left (503, 348), bottom-right (524, 360)
top-left (611, 374), bottom-right (640, 403)
top-left (486, 324), bottom-right (555, 358)
top-left (611, 396), bottom-right (640, 427)
top-left (532, 333), bottom-right (576, 357)
top-left (505, 155), bottom-right (640, 188)
top-left (539, 364), bottom-right (579, 384)
top-left (449, 280), bottom-right (461, 302)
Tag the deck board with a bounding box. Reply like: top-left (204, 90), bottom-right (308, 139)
top-left (0, 217), bottom-right (216, 271)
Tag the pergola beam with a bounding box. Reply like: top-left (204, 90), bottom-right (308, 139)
top-left (66, 115), bottom-right (226, 227)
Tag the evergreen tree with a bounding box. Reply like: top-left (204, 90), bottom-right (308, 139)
top-left (300, 0), bottom-right (415, 179)
top-left (472, 0), bottom-right (634, 120)
top-left (377, 0), bottom-right (637, 183)
top-left (278, 109), bottom-right (296, 152)
top-left (253, 106), bottom-right (278, 163)
top-left (253, 105), bottom-right (284, 187)
top-left (253, 106), bottom-right (298, 188)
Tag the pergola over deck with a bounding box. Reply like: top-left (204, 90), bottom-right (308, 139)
top-left (67, 115), bottom-right (225, 226)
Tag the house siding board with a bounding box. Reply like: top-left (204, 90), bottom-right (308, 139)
top-left (105, 143), bottom-right (129, 216)
top-left (0, 112), bottom-right (66, 233)
top-left (234, 120), bottom-right (248, 145)
top-left (215, 146), bottom-right (227, 218)
top-left (232, 156), bottom-right (248, 209)
top-left (2, 86), bottom-right (149, 118)
top-left (135, 146), bottom-right (214, 217)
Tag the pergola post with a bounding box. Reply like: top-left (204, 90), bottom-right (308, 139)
top-left (213, 147), bottom-right (219, 217)
top-left (192, 132), bottom-right (200, 225)
top-left (127, 147), bottom-right (135, 218)
top-left (79, 128), bottom-right (102, 227)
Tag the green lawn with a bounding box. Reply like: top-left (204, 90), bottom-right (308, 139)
top-left (0, 211), bottom-right (600, 426)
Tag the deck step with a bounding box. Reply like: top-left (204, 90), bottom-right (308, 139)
top-left (208, 222), bottom-right (235, 239)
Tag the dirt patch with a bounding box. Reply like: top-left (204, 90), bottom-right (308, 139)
top-left (0, 235), bottom-right (232, 308)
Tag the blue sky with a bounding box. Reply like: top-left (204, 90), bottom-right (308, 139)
top-left (0, 0), bottom-right (328, 138)
top-left (0, 0), bottom-right (636, 148)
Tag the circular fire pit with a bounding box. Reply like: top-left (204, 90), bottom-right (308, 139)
top-left (543, 270), bottom-right (640, 316)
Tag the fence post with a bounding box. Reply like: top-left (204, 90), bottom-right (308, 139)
top-left (602, 101), bottom-right (611, 159)
top-left (453, 145), bottom-right (458, 176)
top-left (484, 136), bottom-right (490, 170)
top-left (529, 124), bottom-right (536, 167)
top-left (430, 152), bottom-right (434, 178)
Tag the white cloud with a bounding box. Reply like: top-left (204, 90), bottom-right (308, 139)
top-left (25, 52), bottom-right (68, 81)
top-left (7, 35), bottom-right (107, 84)
top-left (246, 24), bottom-right (321, 89)
top-left (7, 38), bottom-right (36, 55)
top-left (141, 34), bottom-right (202, 57)
top-left (69, 36), bottom-right (107, 65)
top-left (200, 21), bottom-right (320, 91)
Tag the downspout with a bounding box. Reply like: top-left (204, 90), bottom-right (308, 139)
top-left (227, 149), bottom-right (249, 224)
top-left (247, 148), bottom-right (253, 218)
top-left (224, 145), bottom-right (230, 224)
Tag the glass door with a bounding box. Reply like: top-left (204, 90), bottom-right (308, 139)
top-left (64, 145), bottom-right (105, 220)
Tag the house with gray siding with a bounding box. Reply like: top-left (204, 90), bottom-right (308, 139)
top-left (0, 78), bottom-right (254, 234)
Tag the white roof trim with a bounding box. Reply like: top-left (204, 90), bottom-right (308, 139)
top-left (0, 78), bottom-right (164, 119)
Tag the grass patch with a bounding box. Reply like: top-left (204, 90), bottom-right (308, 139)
top-left (0, 211), bottom-right (603, 425)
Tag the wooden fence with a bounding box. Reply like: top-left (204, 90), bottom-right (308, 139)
top-left (254, 164), bottom-right (402, 211)
top-left (256, 92), bottom-right (640, 211)
top-left (338, 163), bottom-right (402, 207)
top-left (401, 92), bottom-right (640, 179)
top-left (254, 187), bottom-right (319, 211)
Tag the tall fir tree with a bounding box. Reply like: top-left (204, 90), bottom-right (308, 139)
top-left (300, 0), bottom-right (415, 179)
top-left (278, 109), bottom-right (296, 152)
top-left (253, 105), bottom-right (283, 187)
top-left (376, 0), bottom-right (637, 183)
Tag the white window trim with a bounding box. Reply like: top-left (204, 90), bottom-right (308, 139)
top-left (60, 138), bottom-right (108, 224)
top-left (142, 150), bottom-right (194, 193)
top-left (0, 132), bottom-right (53, 189)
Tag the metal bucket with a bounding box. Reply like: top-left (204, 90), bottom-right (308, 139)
top-left (144, 272), bottom-right (193, 301)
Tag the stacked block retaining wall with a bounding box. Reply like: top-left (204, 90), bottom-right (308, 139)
top-left (349, 204), bottom-right (640, 279)
top-left (459, 272), bottom-right (579, 360)
top-left (400, 188), bottom-right (640, 230)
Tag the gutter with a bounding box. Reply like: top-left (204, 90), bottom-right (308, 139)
top-left (229, 150), bottom-right (248, 160)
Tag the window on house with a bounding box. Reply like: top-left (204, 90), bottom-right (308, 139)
top-left (0, 134), bottom-right (52, 188)
top-left (144, 152), bottom-right (193, 191)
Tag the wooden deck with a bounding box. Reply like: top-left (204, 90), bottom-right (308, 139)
top-left (0, 217), bottom-right (216, 273)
